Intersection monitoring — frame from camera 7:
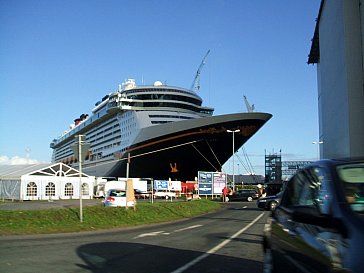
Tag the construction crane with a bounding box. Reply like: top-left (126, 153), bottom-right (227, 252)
top-left (191, 49), bottom-right (210, 92)
top-left (243, 95), bottom-right (255, 112)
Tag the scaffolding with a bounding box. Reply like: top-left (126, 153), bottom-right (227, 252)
top-left (265, 153), bottom-right (282, 183)
top-left (265, 152), bottom-right (312, 182)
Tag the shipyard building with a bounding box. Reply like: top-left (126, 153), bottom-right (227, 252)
top-left (308, 0), bottom-right (364, 158)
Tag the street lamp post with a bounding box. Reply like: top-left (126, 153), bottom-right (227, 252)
top-left (78, 136), bottom-right (83, 222)
top-left (71, 135), bottom-right (90, 223)
top-left (227, 129), bottom-right (240, 191)
top-left (237, 163), bottom-right (240, 187)
top-left (312, 140), bottom-right (323, 160)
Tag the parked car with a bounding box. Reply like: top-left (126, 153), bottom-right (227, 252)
top-left (102, 189), bottom-right (135, 207)
top-left (257, 192), bottom-right (283, 211)
top-left (134, 189), bottom-right (150, 199)
top-left (263, 158), bottom-right (364, 273)
top-left (228, 189), bottom-right (259, 202)
top-left (154, 190), bottom-right (176, 199)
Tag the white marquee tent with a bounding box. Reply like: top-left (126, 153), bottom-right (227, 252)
top-left (0, 163), bottom-right (95, 201)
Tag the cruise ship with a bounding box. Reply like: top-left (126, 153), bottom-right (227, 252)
top-left (50, 78), bottom-right (272, 180)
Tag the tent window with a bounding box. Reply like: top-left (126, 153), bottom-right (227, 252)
top-left (26, 182), bottom-right (37, 196)
top-left (65, 182), bottom-right (74, 196)
top-left (82, 183), bottom-right (89, 196)
top-left (46, 182), bottom-right (56, 197)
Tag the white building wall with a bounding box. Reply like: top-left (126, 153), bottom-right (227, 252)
top-left (317, 0), bottom-right (364, 158)
top-left (345, 1), bottom-right (364, 157)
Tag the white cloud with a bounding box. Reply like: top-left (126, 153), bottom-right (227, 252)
top-left (0, 155), bottom-right (41, 165)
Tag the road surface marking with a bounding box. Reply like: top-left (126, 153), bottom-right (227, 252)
top-left (170, 212), bottom-right (265, 273)
top-left (133, 225), bottom-right (203, 239)
top-left (173, 225), bottom-right (203, 233)
top-left (133, 231), bottom-right (167, 239)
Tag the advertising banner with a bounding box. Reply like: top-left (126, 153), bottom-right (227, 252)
top-left (168, 180), bottom-right (181, 191)
top-left (154, 180), bottom-right (181, 191)
top-left (198, 183), bottom-right (212, 194)
top-left (154, 180), bottom-right (168, 190)
top-left (213, 172), bottom-right (226, 194)
top-left (198, 171), bottom-right (226, 195)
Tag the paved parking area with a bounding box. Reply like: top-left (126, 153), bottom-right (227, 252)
top-left (0, 199), bottom-right (102, 211)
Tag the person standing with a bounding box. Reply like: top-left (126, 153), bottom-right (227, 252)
top-left (222, 186), bottom-right (228, 202)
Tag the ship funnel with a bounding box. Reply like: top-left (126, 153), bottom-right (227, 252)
top-left (122, 79), bottom-right (136, 90)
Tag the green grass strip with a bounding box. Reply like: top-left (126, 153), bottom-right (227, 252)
top-left (0, 200), bottom-right (221, 235)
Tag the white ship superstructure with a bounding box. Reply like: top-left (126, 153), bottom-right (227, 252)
top-left (51, 79), bottom-right (215, 173)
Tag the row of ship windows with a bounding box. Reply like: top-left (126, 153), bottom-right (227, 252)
top-left (120, 115), bottom-right (135, 128)
top-left (55, 129), bottom-right (121, 161)
top-left (55, 116), bottom-right (122, 161)
top-left (55, 141), bottom-right (80, 161)
top-left (120, 114), bottom-right (136, 141)
top-left (90, 130), bottom-right (120, 144)
top-left (93, 128), bottom-right (132, 159)
top-left (87, 120), bottom-right (119, 140)
top-left (55, 118), bottom-right (118, 157)
top-left (81, 113), bottom-right (134, 157)
top-left (121, 122), bottom-right (136, 132)
top-left (124, 88), bottom-right (197, 97)
top-left (149, 114), bottom-right (194, 119)
top-left (85, 119), bottom-right (121, 151)
top-left (121, 101), bottom-right (213, 114)
top-left (149, 114), bottom-right (195, 125)
top-left (97, 140), bottom-right (137, 158)
top-left (56, 98), bottom-right (128, 144)
top-left (59, 110), bottom-right (196, 160)
top-left (56, 123), bottom-right (123, 161)
top-left (152, 121), bottom-right (169, 124)
top-left (121, 131), bottom-right (133, 140)
top-left (92, 137), bottom-right (121, 154)
top-left (126, 93), bottom-right (201, 105)
top-left (58, 114), bottom-right (194, 160)
top-left (90, 114), bottom-right (130, 154)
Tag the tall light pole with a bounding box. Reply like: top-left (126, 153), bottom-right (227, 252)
top-left (237, 163), bottom-right (240, 188)
top-left (312, 140), bottom-right (323, 160)
top-left (227, 129), bottom-right (240, 191)
top-left (237, 163), bottom-right (240, 185)
top-left (71, 135), bottom-right (90, 223)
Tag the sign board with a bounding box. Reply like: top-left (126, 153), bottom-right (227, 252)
top-left (154, 180), bottom-right (181, 191)
top-left (198, 183), bottom-right (212, 194)
top-left (154, 180), bottom-right (169, 190)
top-left (198, 171), bottom-right (213, 183)
top-left (198, 171), bottom-right (227, 195)
top-left (126, 179), bottom-right (135, 205)
top-left (213, 172), bottom-right (227, 194)
top-left (198, 171), bottom-right (213, 195)
top-left (168, 180), bottom-right (181, 191)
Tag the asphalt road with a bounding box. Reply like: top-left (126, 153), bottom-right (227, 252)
top-left (0, 202), bottom-right (269, 273)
